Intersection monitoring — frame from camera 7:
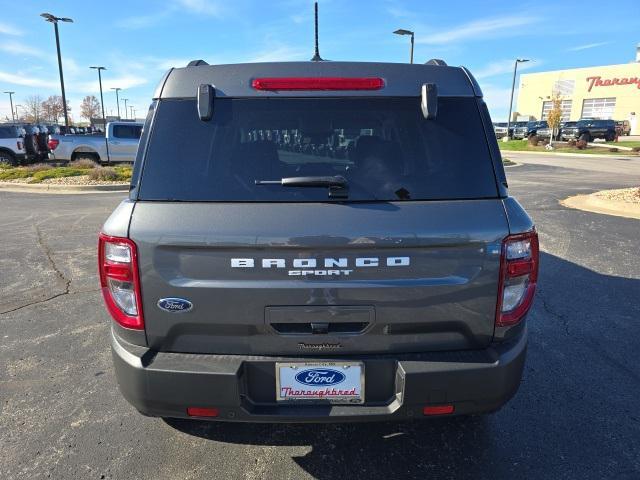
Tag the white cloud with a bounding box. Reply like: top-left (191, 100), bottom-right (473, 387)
top-left (73, 75), bottom-right (149, 94)
top-left (0, 41), bottom-right (47, 59)
top-left (566, 42), bottom-right (611, 52)
top-left (419, 15), bottom-right (540, 45)
top-left (0, 70), bottom-right (58, 89)
top-left (116, 11), bottom-right (170, 29)
top-left (474, 59), bottom-right (538, 80)
top-left (481, 84), bottom-right (515, 121)
top-left (117, 0), bottom-right (225, 29)
top-left (245, 45), bottom-right (308, 63)
top-left (0, 21), bottom-right (23, 36)
top-left (176, 0), bottom-right (224, 16)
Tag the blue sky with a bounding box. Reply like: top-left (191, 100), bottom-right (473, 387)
top-left (0, 0), bottom-right (638, 121)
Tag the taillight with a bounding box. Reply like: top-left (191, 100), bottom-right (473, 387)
top-left (98, 233), bottom-right (144, 330)
top-left (48, 138), bottom-right (59, 150)
top-left (496, 230), bottom-right (539, 327)
top-left (251, 77), bottom-right (385, 91)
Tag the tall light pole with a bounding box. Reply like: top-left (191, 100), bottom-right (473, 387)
top-left (129, 105), bottom-right (135, 120)
top-left (393, 29), bottom-right (414, 64)
top-left (110, 87), bottom-right (121, 119)
top-left (4, 91), bottom-right (15, 123)
top-left (14, 104), bottom-right (22, 121)
top-left (506, 58), bottom-right (530, 140)
top-left (122, 98), bottom-right (129, 119)
top-left (90, 66), bottom-right (107, 129)
top-left (40, 13), bottom-right (73, 128)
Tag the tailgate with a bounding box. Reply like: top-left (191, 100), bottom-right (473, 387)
top-left (130, 200), bottom-right (508, 355)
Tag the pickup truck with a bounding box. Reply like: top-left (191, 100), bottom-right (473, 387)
top-left (48, 121), bottom-right (143, 163)
top-left (101, 59), bottom-right (538, 423)
top-left (0, 124), bottom-right (28, 165)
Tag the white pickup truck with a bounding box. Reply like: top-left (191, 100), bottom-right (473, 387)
top-left (48, 121), bottom-right (143, 163)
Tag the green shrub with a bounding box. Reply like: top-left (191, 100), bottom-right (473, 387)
top-left (69, 158), bottom-right (99, 169)
top-left (0, 161), bottom-right (12, 170)
top-left (0, 167), bottom-right (31, 180)
top-left (30, 167), bottom-right (86, 183)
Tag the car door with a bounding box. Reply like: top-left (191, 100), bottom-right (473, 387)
top-left (109, 124), bottom-right (142, 162)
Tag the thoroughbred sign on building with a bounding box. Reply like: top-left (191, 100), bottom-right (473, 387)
top-left (516, 46), bottom-right (640, 134)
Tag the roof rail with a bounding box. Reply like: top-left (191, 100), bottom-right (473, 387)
top-left (425, 59), bottom-right (447, 66)
top-left (187, 60), bottom-right (209, 67)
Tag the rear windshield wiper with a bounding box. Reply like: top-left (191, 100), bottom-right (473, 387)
top-left (255, 176), bottom-right (349, 198)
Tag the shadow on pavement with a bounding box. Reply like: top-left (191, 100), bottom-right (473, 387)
top-left (163, 252), bottom-right (640, 479)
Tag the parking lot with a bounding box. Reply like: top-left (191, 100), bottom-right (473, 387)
top-left (1, 153), bottom-right (639, 480)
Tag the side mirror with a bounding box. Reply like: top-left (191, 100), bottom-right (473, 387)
top-left (421, 83), bottom-right (438, 120)
top-left (197, 84), bottom-right (215, 121)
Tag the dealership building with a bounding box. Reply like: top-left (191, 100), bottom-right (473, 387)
top-left (515, 46), bottom-right (640, 135)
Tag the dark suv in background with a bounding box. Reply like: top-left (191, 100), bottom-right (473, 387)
top-left (513, 121), bottom-right (547, 139)
top-left (561, 119), bottom-right (617, 142)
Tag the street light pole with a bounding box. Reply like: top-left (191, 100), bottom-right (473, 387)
top-left (90, 67), bottom-right (107, 129)
top-left (506, 58), bottom-right (530, 140)
top-left (41, 13), bottom-right (73, 128)
top-left (122, 99), bottom-right (129, 119)
top-left (14, 104), bottom-right (22, 121)
top-left (110, 87), bottom-right (121, 119)
top-left (129, 105), bottom-right (134, 120)
top-left (393, 29), bottom-right (415, 64)
top-left (4, 91), bottom-right (15, 123)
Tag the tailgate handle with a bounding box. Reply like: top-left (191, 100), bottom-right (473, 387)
top-left (310, 322), bottom-right (329, 334)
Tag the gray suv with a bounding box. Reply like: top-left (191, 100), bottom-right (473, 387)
top-left (100, 60), bottom-right (538, 422)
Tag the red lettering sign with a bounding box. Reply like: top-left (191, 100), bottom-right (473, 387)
top-left (586, 76), bottom-right (640, 92)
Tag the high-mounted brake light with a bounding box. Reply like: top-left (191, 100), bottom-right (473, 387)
top-left (251, 77), bottom-right (385, 91)
top-left (496, 231), bottom-right (539, 327)
top-left (98, 233), bottom-right (144, 330)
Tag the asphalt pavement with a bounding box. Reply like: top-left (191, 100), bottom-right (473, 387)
top-left (1, 154), bottom-right (639, 479)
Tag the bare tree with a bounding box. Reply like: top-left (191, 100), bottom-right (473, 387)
top-left (23, 95), bottom-right (44, 123)
top-left (80, 95), bottom-right (101, 122)
top-left (41, 95), bottom-right (71, 124)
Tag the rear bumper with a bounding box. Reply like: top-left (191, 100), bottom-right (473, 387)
top-left (112, 328), bottom-right (527, 423)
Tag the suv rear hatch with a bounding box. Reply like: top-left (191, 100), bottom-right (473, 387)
top-left (129, 94), bottom-right (509, 356)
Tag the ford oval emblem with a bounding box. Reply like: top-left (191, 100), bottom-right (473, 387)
top-left (157, 298), bottom-right (193, 313)
top-left (295, 368), bottom-right (345, 386)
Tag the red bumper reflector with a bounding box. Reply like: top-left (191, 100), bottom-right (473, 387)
top-left (251, 77), bottom-right (384, 91)
top-left (423, 405), bottom-right (455, 416)
top-left (187, 407), bottom-right (220, 418)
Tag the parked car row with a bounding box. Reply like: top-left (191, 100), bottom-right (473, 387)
top-left (0, 122), bottom-right (127, 165)
top-left (494, 118), bottom-right (626, 142)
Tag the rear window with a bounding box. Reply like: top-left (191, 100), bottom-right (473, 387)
top-left (113, 124), bottom-right (142, 139)
top-left (138, 97), bottom-right (498, 202)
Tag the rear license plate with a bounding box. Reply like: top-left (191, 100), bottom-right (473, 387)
top-left (276, 362), bottom-right (364, 404)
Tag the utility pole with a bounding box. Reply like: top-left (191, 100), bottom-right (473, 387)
top-left (110, 87), bottom-right (121, 119)
top-left (90, 66), bottom-right (107, 129)
top-left (506, 58), bottom-right (530, 141)
top-left (41, 13), bottom-right (73, 128)
top-left (4, 91), bottom-right (15, 123)
top-left (122, 98), bottom-right (129, 119)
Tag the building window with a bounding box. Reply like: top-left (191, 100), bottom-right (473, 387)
top-left (542, 100), bottom-right (572, 121)
top-left (581, 98), bottom-right (616, 119)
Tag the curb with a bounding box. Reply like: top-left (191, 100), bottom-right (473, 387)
top-left (500, 150), bottom-right (639, 160)
top-left (0, 182), bottom-right (129, 194)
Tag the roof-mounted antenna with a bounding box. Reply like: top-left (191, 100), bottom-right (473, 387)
top-left (310, 2), bottom-right (324, 61)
